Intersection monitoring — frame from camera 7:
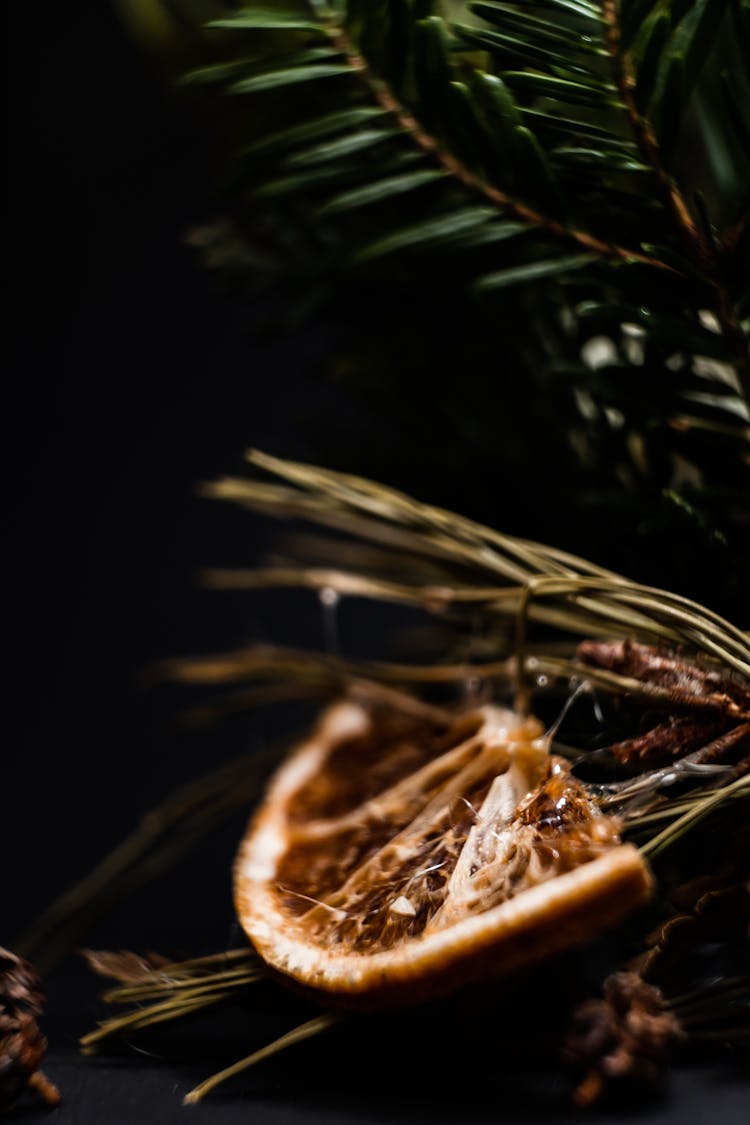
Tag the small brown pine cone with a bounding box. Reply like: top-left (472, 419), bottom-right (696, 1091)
top-left (0, 947), bottom-right (60, 1112)
top-left (564, 971), bottom-right (681, 1109)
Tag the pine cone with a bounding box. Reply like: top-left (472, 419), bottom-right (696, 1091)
top-left (563, 971), bottom-right (680, 1108)
top-left (0, 947), bottom-right (60, 1112)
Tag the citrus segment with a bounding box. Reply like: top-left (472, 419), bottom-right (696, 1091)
top-left (235, 701), bottom-right (652, 1007)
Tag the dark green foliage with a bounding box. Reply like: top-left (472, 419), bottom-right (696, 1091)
top-left (183, 0), bottom-right (749, 611)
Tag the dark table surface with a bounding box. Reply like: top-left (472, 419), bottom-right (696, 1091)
top-left (14, 956), bottom-right (750, 1125)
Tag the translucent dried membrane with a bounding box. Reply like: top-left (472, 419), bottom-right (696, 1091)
top-left (235, 702), bottom-right (652, 1007)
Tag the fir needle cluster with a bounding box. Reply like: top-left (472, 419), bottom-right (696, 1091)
top-left (179, 0), bottom-right (749, 596)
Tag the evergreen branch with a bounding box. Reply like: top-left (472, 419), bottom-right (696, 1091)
top-left (327, 15), bottom-right (674, 271)
top-left (184, 0), bottom-right (749, 571)
top-left (603, 0), bottom-right (750, 404)
top-left (713, 281), bottom-right (750, 407)
top-left (601, 0), bottom-right (709, 266)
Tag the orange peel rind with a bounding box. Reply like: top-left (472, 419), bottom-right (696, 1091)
top-left (235, 701), bottom-right (653, 1008)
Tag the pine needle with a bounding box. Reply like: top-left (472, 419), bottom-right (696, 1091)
top-left (162, 642), bottom-right (515, 690)
top-left (80, 948), bottom-right (266, 1051)
top-left (624, 780), bottom-right (748, 832)
top-left (81, 991), bottom-right (234, 1052)
top-left (201, 451), bottom-right (749, 678)
top-left (640, 773), bottom-right (750, 860)
top-left (182, 1013), bottom-right (340, 1105)
top-left (103, 964), bottom-right (264, 1004)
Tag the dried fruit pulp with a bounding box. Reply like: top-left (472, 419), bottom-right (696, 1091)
top-left (235, 702), bottom-right (652, 1008)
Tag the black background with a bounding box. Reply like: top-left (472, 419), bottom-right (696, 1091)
top-left (5, 4), bottom-right (749, 1122)
top-left (7, 0), bottom-right (340, 941)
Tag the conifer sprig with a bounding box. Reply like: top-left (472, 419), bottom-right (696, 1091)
top-left (175, 1), bottom-right (750, 591)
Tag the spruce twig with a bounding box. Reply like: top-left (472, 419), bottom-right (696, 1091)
top-left (326, 12), bottom-right (672, 271)
top-left (601, 0), bottom-right (709, 265)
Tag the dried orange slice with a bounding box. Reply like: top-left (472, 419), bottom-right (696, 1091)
top-left (234, 701), bottom-right (653, 1008)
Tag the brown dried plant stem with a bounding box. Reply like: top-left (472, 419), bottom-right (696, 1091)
top-left (602, 0), bottom-right (750, 404)
top-left (601, 0), bottom-right (705, 260)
